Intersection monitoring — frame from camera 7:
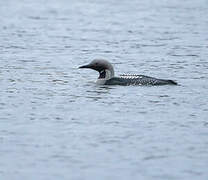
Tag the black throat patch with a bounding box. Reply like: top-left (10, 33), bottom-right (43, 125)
top-left (99, 70), bottom-right (106, 79)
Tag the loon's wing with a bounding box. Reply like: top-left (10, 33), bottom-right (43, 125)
top-left (130, 75), bottom-right (177, 85)
top-left (105, 75), bottom-right (177, 86)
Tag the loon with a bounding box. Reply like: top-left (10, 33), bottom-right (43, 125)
top-left (79, 59), bottom-right (177, 86)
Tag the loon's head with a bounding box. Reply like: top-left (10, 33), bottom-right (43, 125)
top-left (79, 59), bottom-right (115, 80)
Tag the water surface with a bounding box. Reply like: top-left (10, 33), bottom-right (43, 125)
top-left (0, 0), bottom-right (208, 179)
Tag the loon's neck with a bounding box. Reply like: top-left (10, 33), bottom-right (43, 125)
top-left (98, 69), bottom-right (114, 79)
top-left (96, 69), bottom-right (114, 85)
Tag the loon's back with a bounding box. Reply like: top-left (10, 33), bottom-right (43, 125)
top-left (105, 74), bottom-right (177, 86)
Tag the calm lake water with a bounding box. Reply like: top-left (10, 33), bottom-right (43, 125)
top-left (0, 0), bottom-right (208, 179)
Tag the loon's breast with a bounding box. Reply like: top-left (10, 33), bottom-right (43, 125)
top-left (105, 74), bottom-right (177, 86)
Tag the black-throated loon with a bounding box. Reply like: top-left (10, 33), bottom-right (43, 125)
top-left (79, 59), bottom-right (177, 86)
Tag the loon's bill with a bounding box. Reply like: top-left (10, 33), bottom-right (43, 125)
top-left (79, 59), bottom-right (177, 86)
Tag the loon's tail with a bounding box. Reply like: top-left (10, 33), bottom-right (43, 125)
top-left (166, 80), bottom-right (177, 85)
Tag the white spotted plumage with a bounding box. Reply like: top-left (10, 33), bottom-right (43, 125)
top-left (120, 74), bottom-right (142, 79)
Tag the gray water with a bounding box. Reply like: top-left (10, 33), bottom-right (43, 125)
top-left (0, 0), bottom-right (208, 179)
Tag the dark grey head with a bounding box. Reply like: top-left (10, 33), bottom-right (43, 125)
top-left (79, 59), bottom-right (115, 79)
